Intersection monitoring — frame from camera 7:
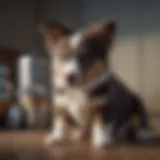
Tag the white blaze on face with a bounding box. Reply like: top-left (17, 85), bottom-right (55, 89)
top-left (69, 32), bottom-right (83, 50)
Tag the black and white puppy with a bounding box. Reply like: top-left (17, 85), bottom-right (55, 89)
top-left (40, 20), bottom-right (150, 148)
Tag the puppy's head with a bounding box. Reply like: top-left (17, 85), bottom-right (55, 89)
top-left (40, 20), bottom-right (116, 87)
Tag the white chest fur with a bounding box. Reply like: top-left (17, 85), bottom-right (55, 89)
top-left (54, 88), bottom-right (91, 127)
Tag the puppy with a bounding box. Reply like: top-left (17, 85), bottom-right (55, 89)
top-left (40, 20), bottom-right (150, 148)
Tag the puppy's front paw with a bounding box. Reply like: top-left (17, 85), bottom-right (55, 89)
top-left (44, 133), bottom-right (65, 146)
top-left (92, 135), bottom-right (114, 148)
top-left (44, 134), bottom-right (61, 146)
top-left (44, 134), bottom-right (54, 146)
top-left (92, 139), bottom-right (104, 148)
top-left (91, 126), bottom-right (106, 148)
top-left (71, 129), bottom-right (83, 141)
top-left (92, 123), bottom-right (115, 148)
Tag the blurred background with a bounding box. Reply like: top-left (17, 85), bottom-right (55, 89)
top-left (0, 0), bottom-right (160, 130)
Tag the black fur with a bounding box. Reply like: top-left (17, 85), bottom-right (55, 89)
top-left (90, 73), bottom-right (149, 142)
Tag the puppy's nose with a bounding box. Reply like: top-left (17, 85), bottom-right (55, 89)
top-left (67, 73), bottom-right (78, 85)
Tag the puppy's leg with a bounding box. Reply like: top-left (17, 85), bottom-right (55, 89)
top-left (71, 113), bottom-right (92, 141)
top-left (123, 115), bottom-right (139, 141)
top-left (44, 108), bottom-right (68, 145)
top-left (91, 111), bottom-right (104, 148)
top-left (91, 107), bottom-right (114, 148)
top-left (68, 102), bottom-right (92, 141)
top-left (135, 101), bottom-right (151, 140)
top-left (63, 112), bottom-right (86, 141)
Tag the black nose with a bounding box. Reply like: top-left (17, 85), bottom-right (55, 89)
top-left (67, 74), bottom-right (78, 85)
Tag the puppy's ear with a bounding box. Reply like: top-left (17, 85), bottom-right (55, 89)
top-left (38, 20), bottom-right (72, 44)
top-left (88, 20), bottom-right (116, 46)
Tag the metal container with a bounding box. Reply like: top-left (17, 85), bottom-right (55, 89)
top-left (17, 54), bottom-right (49, 128)
top-left (18, 54), bottom-right (49, 96)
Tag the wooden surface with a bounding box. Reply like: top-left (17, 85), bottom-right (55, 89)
top-left (0, 118), bottom-right (159, 160)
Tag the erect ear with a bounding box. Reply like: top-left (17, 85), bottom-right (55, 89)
top-left (87, 20), bottom-right (116, 46)
top-left (38, 20), bottom-right (72, 44)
